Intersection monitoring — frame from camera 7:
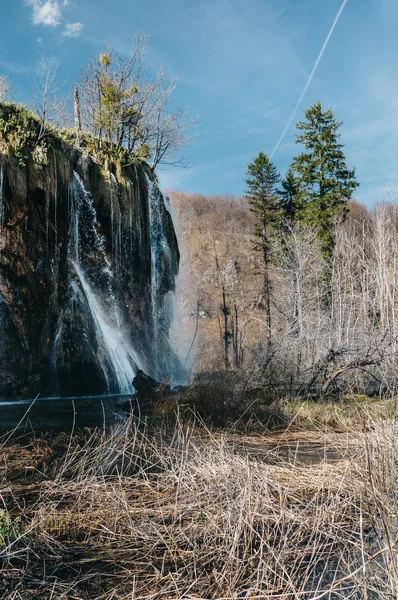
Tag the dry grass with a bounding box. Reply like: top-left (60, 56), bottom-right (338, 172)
top-left (0, 416), bottom-right (397, 599)
top-left (276, 395), bottom-right (398, 431)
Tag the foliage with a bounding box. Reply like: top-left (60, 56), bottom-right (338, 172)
top-left (244, 151), bottom-right (280, 338)
top-left (244, 151), bottom-right (280, 242)
top-left (60, 127), bottom-right (144, 168)
top-left (278, 168), bottom-right (300, 222)
top-left (0, 101), bottom-right (51, 166)
top-left (292, 101), bottom-right (359, 254)
top-left (95, 57), bottom-right (139, 144)
top-left (31, 143), bottom-right (50, 166)
top-left (78, 36), bottom-right (195, 169)
top-left (0, 508), bottom-right (26, 549)
top-left (1, 36), bottom-right (195, 171)
top-left (0, 102), bottom-right (148, 170)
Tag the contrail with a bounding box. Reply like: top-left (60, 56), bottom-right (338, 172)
top-left (270, 0), bottom-right (349, 160)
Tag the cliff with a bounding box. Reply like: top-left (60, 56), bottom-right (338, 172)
top-left (0, 136), bottom-right (182, 398)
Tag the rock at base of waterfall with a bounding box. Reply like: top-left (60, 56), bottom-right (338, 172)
top-left (133, 370), bottom-right (171, 397)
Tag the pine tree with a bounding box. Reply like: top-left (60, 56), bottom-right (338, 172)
top-left (292, 101), bottom-right (359, 255)
top-left (244, 151), bottom-right (280, 340)
top-left (278, 168), bottom-right (300, 222)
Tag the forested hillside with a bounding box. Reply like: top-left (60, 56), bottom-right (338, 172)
top-left (169, 187), bottom-right (398, 399)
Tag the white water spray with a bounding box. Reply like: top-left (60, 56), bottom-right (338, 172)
top-left (53, 149), bottom-right (58, 248)
top-left (69, 172), bottom-right (144, 393)
top-left (270, 0), bottom-right (349, 159)
top-left (72, 262), bottom-right (140, 393)
top-left (146, 174), bottom-right (175, 376)
top-left (0, 166), bottom-right (4, 242)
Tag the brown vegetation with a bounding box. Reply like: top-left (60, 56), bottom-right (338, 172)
top-left (1, 416), bottom-right (398, 599)
top-left (169, 190), bottom-right (398, 399)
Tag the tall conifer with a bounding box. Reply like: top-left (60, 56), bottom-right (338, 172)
top-left (292, 101), bottom-right (359, 255)
top-left (244, 151), bottom-right (280, 340)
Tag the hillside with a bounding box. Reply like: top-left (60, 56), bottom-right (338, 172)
top-left (169, 191), bottom-right (265, 370)
top-left (168, 190), bottom-right (398, 400)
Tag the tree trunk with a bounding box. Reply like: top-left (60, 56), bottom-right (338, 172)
top-left (233, 302), bottom-right (240, 366)
top-left (74, 86), bottom-right (82, 132)
top-left (263, 242), bottom-right (271, 342)
top-left (222, 286), bottom-right (230, 366)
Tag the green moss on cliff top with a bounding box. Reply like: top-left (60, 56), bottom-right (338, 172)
top-left (0, 102), bottom-right (149, 170)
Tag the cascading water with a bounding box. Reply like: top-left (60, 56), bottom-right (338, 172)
top-left (53, 150), bottom-right (58, 249)
top-left (0, 166), bottom-right (4, 242)
top-left (68, 172), bottom-right (143, 394)
top-left (0, 166), bottom-right (4, 294)
top-left (133, 165), bottom-right (143, 251)
top-left (0, 142), bottom-right (182, 399)
top-left (72, 263), bottom-right (138, 393)
top-left (146, 174), bottom-right (177, 379)
top-left (51, 150), bottom-right (60, 299)
top-left (109, 173), bottom-right (123, 285)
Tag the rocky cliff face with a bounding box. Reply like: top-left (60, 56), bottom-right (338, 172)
top-left (0, 143), bottom-right (182, 399)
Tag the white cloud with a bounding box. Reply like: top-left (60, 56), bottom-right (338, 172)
top-left (25, 1), bottom-right (84, 36)
top-left (63, 21), bottom-right (83, 37)
top-left (26, 0), bottom-right (62, 26)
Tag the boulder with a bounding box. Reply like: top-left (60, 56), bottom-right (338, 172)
top-left (132, 370), bottom-right (171, 397)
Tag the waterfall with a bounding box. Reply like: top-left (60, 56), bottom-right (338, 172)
top-left (51, 149), bottom-right (60, 302)
top-left (109, 173), bottom-right (123, 284)
top-left (134, 165), bottom-right (143, 250)
top-left (53, 149), bottom-right (58, 249)
top-left (68, 171), bottom-right (143, 394)
top-left (0, 166), bottom-right (4, 291)
top-left (146, 173), bottom-right (175, 378)
top-left (0, 147), bottom-right (183, 400)
top-left (109, 173), bottom-right (115, 254)
top-left (0, 166), bottom-right (4, 242)
top-left (72, 262), bottom-right (138, 393)
top-left (129, 181), bottom-right (133, 255)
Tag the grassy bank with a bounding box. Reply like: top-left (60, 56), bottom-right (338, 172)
top-left (268, 394), bottom-right (398, 431)
top-left (155, 380), bottom-right (398, 431)
top-left (1, 415), bottom-right (398, 599)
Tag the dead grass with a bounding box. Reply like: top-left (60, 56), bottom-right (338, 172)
top-left (0, 416), bottom-right (397, 599)
top-left (274, 395), bottom-right (398, 431)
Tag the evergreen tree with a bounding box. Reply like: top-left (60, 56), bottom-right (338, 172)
top-left (96, 53), bottom-right (138, 144)
top-left (292, 101), bottom-right (359, 255)
top-left (244, 151), bottom-right (280, 340)
top-left (278, 168), bottom-right (300, 222)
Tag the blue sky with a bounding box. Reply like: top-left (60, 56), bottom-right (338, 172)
top-left (0, 0), bottom-right (397, 206)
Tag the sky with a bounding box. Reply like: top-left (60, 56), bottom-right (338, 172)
top-left (0, 0), bottom-right (397, 207)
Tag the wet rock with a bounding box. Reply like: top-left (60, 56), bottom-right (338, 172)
top-left (0, 139), bottom-right (182, 399)
top-left (133, 370), bottom-right (171, 397)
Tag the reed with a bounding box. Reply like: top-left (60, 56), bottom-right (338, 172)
top-left (0, 415), bottom-right (397, 599)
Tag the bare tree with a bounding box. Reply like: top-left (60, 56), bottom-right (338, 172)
top-left (77, 35), bottom-right (195, 169)
top-left (171, 187), bottom-right (398, 395)
top-left (148, 102), bottom-right (196, 170)
top-left (31, 54), bottom-right (67, 140)
top-left (0, 75), bottom-right (13, 101)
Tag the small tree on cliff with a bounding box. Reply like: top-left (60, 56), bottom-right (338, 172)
top-left (244, 151), bottom-right (280, 340)
top-left (292, 101), bottom-right (359, 256)
top-left (31, 54), bottom-right (67, 139)
top-left (77, 36), bottom-right (195, 169)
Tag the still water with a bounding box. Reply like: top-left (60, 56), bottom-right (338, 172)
top-left (0, 394), bottom-right (134, 434)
